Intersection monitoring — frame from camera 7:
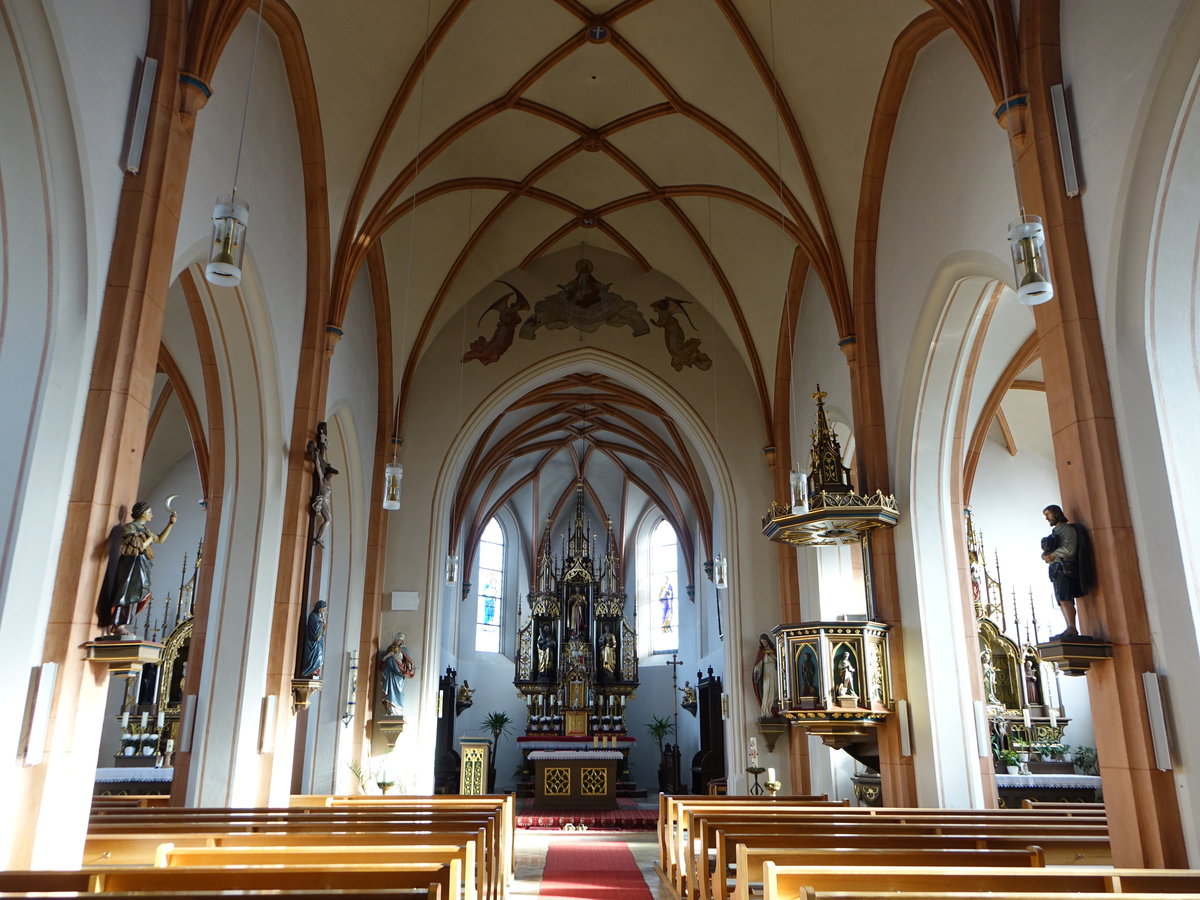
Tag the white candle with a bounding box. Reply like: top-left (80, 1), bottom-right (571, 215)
top-left (767, 767), bottom-right (776, 783)
top-left (166, 739), bottom-right (174, 754)
top-left (1049, 707), bottom-right (1058, 728)
top-left (157, 712), bottom-right (164, 729)
top-left (141, 712), bottom-right (149, 729)
top-left (1022, 709), bottom-right (1032, 731)
top-left (748, 736), bottom-right (759, 768)
top-left (121, 711), bottom-right (129, 728)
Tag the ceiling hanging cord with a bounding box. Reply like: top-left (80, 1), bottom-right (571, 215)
top-left (767, 0), bottom-right (805, 513)
top-left (384, 0), bottom-right (432, 510)
top-left (990, 1), bottom-right (1054, 305)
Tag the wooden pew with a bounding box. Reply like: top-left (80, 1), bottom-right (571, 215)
top-left (761, 864), bottom-right (1200, 900)
top-left (661, 797), bottom-right (845, 887)
top-left (679, 810), bottom-right (1107, 899)
top-left (1022, 799), bottom-right (1105, 812)
top-left (155, 842), bottom-right (476, 900)
top-left (712, 828), bottom-right (1110, 900)
top-left (0, 865), bottom-right (455, 899)
top-left (0, 890), bottom-right (439, 900)
top-left (658, 794), bottom-right (832, 875)
top-left (87, 806), bottom-right (503, 899)
top-left (96, 861), bottom-right (462, 899)
top-left (728, 845), bottom-right (1043, 900)
top-left (801, 894), bottom-right (1200, 900)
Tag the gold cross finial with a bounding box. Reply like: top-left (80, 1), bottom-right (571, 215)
top-left (812, 384), bottom-right (827, 402)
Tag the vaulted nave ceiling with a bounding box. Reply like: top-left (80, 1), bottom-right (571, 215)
top-left (294, 0), bottom-right (940, 412)
top-left (272, 0), bottom-right (1009, 551)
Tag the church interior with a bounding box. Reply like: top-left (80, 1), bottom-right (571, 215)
top-left (6, 0), bottom-right (1200, 887)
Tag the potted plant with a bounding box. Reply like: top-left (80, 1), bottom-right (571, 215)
top-left (1000, 749), bottom-right (1020, 774)
top-left (646, 715), bottom-right (677, 792)
top-left (1073, 745), bottom-right (1099, 775)
top-left (480, 710), bottom-right (513, 792)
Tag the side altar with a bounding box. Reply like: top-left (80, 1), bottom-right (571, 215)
top-left (514, 484), bottom-right (639, 805)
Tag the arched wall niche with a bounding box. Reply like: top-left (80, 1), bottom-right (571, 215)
top-left (891, 261), bottom-right (1018, 810)
top-left (399, 346), bottom-right (760, 792)
top-left (1110, 0), bottom-right (1200, 860)
top-left (173, 258), bottom-right (289, 807)
top-left (296, 406), bottom-right (366, 796)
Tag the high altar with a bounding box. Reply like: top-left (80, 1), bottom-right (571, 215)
top-left (514, 484), bottom-right (638, 806)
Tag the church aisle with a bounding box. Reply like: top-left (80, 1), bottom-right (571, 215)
top-left (511, 831), bottom-right (671, 899)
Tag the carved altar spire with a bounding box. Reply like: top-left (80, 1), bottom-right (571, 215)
top-left (808, 385), bottom-right (854, 495)
top-left (601, 517), bottom-right (622, 595)
top-left (535, 516), bottom-right (554, 593)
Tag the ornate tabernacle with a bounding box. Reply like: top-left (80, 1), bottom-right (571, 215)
top-left (772, 620), bottom-right (892, 748)
top-left (515, 483), bottom-right (638, 738)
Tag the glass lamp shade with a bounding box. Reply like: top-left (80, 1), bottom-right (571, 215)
top-left (382, 462), bottom-right (403, 510)
top-left (445, 553), bottom-right (460, 585)
top-left (714, 554), bottom-right (729, 590)
top-left (205, 197), bottom-right (250, 287)
top-left (1008, 214), bottom-right (1053, 305)
top-left (789, 468), bottom-right (809, 513)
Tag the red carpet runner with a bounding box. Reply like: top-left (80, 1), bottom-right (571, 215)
top-left (538, 840), bottom-right (653, 900)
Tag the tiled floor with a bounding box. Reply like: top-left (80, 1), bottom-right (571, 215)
top-left (511, 830), bottom-right (673, 899)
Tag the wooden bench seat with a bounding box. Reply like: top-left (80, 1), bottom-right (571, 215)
top-left (0, 890), bottom-right (440, 900)
top-left (728, 845), bottom-right (1043, 900)
top-left (0, 863), bottom-right (457, 899)
top-left (711, 828), bottom-right (1110, 900)
top-left (155, 843), bottom-right (475, 900)
top-left (680, 812), bottom-right (1106, 898)
top-left (801, 894), bottom-right (1200, 900)
top-left (762, 864), bottom-right (1200, 900)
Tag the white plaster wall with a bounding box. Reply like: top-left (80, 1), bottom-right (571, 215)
top-left (175, 15), bottom-right (307, 447)
top-left (1103, 1), bottom-right (1200, 860)
top-left (875, 31), bottom-right (1019, 806)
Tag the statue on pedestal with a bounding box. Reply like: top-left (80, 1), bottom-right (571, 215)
top-left (379, 633), bottom-right (416, 715)
top-left (99, 501), bottom-right (178, 637)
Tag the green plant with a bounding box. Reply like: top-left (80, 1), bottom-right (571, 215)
top-left (1000, 749), bottom-right (1019, 767)
top-left (347, 759), bottom-right (367, 793)
top-left (480, 710), bottom-right (513, 744)
top-left (646, 715), bottom-right (676, 754)
top-left (1073, 745), bottom-right (1099, 775)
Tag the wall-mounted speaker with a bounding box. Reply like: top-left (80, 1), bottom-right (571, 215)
top-left (1050, 83), bottom-right (1082, 198)
top-left (123, 56), bottom-right (158, 175)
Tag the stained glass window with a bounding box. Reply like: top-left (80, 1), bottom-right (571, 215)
top-left (476, 518), bottom-right (503, 653)
top-left (649, 519), bottom-right (678, 653)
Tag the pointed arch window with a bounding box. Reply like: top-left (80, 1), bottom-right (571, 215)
top-left (649, 518), bottom-right (679, 654)
top-left (476, 518), bottom-right (504, 653)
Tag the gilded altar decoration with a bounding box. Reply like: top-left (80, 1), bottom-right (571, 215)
top-left (515, 483), bottom-right (638, 736)
top-left (520, 259), bottom-right (648, 340)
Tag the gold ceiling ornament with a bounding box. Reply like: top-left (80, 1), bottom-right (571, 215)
top-left (762, 386), bottom-right (899, 549)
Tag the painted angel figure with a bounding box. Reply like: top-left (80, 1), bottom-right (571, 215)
top-left (650, 297), bottom-right (712, 372)
top-left (462, 280), bottom-right (529, 365)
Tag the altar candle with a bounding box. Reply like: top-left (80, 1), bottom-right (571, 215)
top-left (767, 767), bottom-right (776, 783)
top-left (1049, 707), bottom-right (1058, 728)
top-left (141, 712), bottom-right (149, 729)
top-left (121, 711), bottom-right (129, 728)
top-left (1022, 709), bottom-right (1032, 731)
top-left (157, 712), bottom-right (164, 729)
top-left (166, 739), bottom-right (174, 754)
top-left (748, 736), bottom-right (759, 768)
